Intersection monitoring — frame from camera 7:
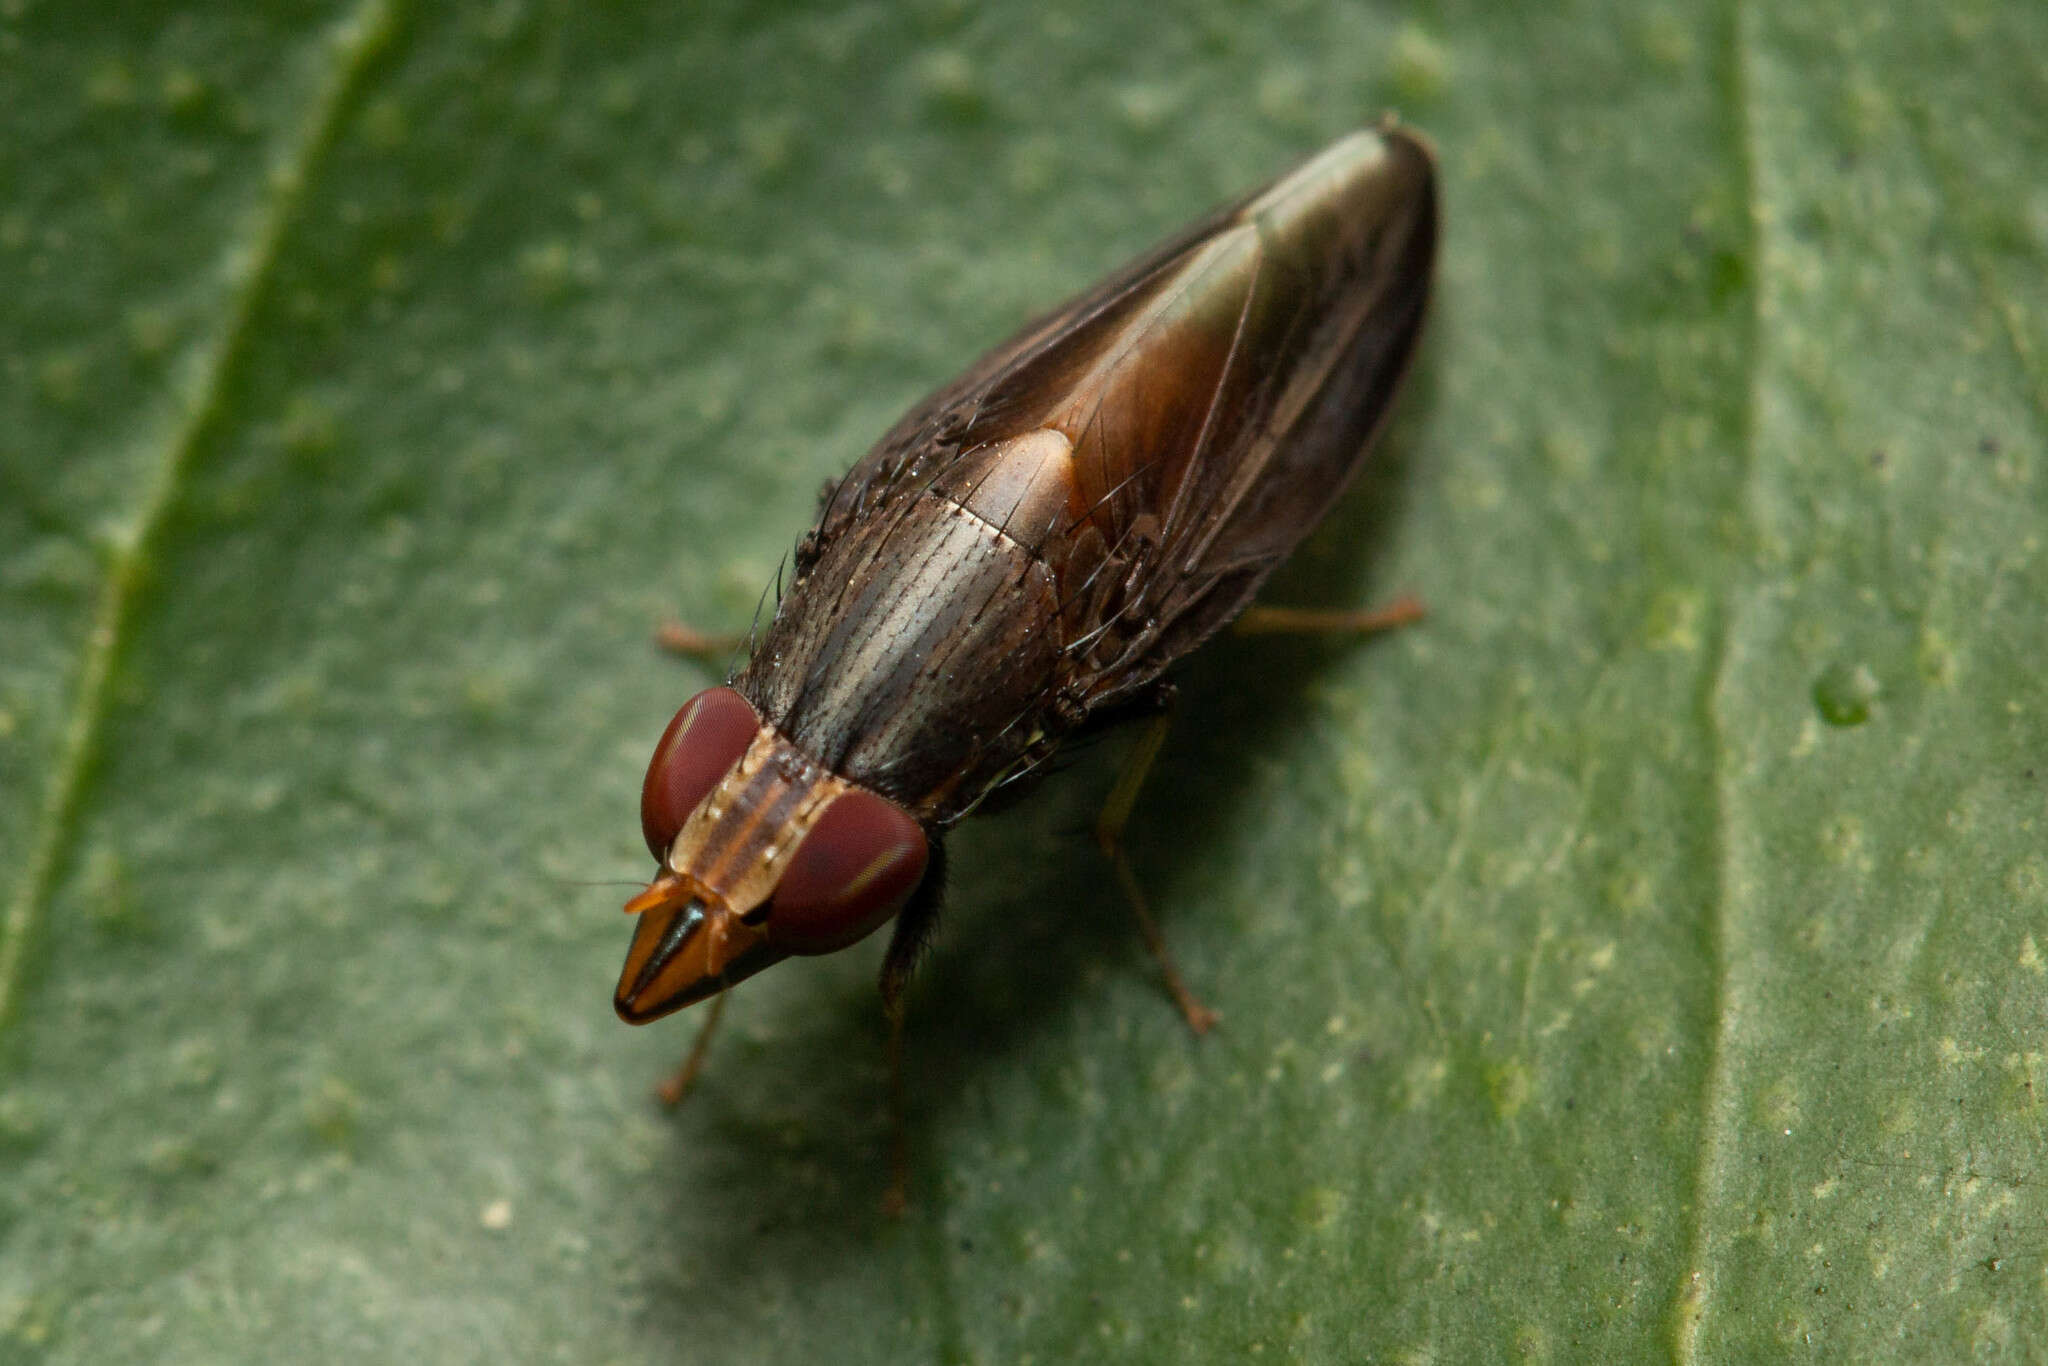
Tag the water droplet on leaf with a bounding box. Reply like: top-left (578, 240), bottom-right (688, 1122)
top-left (1813, 663), bottom-right (1879, 727)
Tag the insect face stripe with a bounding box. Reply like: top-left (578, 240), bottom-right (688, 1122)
top-left (663, 725), bottom-right (851, 919)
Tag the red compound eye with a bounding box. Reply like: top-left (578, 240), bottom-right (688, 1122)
top-left (767, 788), bottom-right (929, 955)
top-left (639, 687), bottom-right (761, 860)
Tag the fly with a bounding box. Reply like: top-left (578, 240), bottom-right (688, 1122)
top-left (617, 121), bottom-right (1439, 1115)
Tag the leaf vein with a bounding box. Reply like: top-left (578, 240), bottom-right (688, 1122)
top-left (1672, 1), bottom-right (1762, 1359)
top-left (0, 0), bottom-right (402, 1026)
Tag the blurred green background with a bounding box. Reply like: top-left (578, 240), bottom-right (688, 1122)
top-left (4, 1), bottom-right (2046, 1360)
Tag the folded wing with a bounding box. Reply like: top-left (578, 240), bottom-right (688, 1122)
top-left (810, 125), bottom-right (1439, 712)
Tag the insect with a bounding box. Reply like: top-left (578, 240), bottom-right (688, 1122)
top-left (617, 122), bottom-right (1438, 1097)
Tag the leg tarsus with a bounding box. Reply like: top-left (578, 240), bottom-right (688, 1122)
top-left (1233, 593), bottom-right (1425, 637)
top-left (1107, 844), bottom-right (1218, 1034)
top-left (655, 989), bottom-right (729, 1105)
top-left (1096, 711), bottom-right (1218, 1036)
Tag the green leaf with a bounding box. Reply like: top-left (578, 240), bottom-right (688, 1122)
top-left (4, 2), bottom-right (2044, 1360)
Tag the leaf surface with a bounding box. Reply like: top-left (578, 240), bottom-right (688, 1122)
top-left (3, 2), bottom-right (2044, 1359)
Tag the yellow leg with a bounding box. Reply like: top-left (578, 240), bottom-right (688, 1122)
top-left (1096, 713), bottom-right (1218, 1035)
top-left (1233, 592), bottom-right (1425, 637)
top-left (655, 989), bottom-right (729, 1105)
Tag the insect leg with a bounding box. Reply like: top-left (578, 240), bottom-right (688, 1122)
top-left (653, 988), bottom-right (729, 1105)
top-left (878, 839), bottom-right (948, 1008)
top-left (653, 621), bottom-right (746, 658)
top-left (880, 996), bottom-right (911, 1219)
top-left (1096, 707), bottom-right (1219, 1035)
top-left (1231, 592), bottom-right (1426, 637)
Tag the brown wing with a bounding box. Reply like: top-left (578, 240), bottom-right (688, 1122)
top-left (806, 125), bottom-right (1437, 712)
top-left (804, 184), bottom-right (1257, 548)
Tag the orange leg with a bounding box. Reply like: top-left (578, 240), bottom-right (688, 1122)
top-left (1101, 594), bottom-right (1423, 1034)
top-left (654, 989), bottom-right (729, 1105)
top-left (1233, 592), bottom-right (1425, 637)
top-left (1095, 712), bottom-right (1219, 1035)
